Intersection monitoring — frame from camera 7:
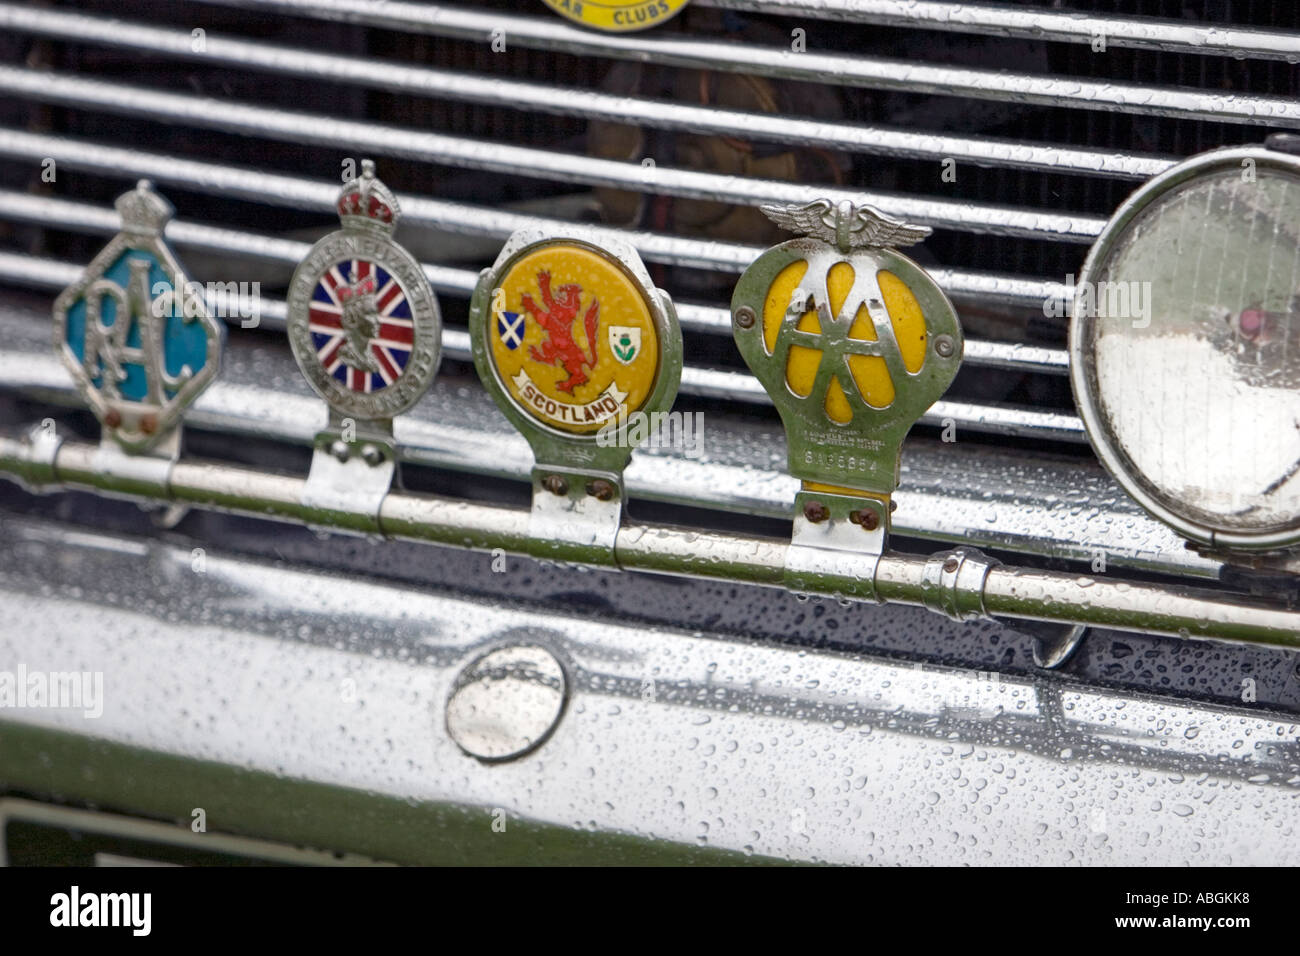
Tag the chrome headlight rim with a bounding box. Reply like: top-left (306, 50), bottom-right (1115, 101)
top-left (1070, 145), bottom-right (1300, 552)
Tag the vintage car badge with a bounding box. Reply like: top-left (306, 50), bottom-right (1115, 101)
top-left (53, 181), bottom-right (224, 457)
top-left (540, 0), bottom-right (690, 32)
top-left (731, 199), bottom-right (962, 566)
top-left (286, 159), bottom-right (442, 519)
top-left (469, 229), bottom-right (681, 559)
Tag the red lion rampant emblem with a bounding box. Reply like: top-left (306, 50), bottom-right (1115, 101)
top-left (522, 271), bottom-right (599, 394)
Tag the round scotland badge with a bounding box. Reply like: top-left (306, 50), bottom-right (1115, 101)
top-left (486, 244), bottom-right (662, 435)
top-left (287, 160), bottom-right (441, 423)
top-left (468, 229), bottom-right (682, 478)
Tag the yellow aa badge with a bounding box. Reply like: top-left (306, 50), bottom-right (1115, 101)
top-left (486, 243), bottom-right (660, 435)
top-left (540, 0), bottom-right (691, 32)
top-left (732, 199), bottom-right (963, 499)
top-left (764, 258), bottom-right (930, 421)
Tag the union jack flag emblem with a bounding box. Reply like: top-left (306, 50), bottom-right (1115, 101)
top-left (308, 258), bottom-right (414, 393)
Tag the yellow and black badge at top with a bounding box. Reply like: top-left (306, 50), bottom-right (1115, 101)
top-left (540, 0), bottom-right (690, 32)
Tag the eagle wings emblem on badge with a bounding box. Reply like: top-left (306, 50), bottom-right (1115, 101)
top-left (760, 199), bottom-right (932, 252)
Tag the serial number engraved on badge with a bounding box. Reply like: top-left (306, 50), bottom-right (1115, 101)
top-left (804, 448), bottom-right (881, 475)
top-left (809, 432), bottom-right (885, 451)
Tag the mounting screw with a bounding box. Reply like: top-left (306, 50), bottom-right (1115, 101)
top-left (734, 306), bottom-right (756, 329)
top-left (889, 499), bottom-right (898, 513)
top-left (942, 556), bottom-right (960, 573)
top-left (849, 508), bottom-right (882, 530)
top-left (330, 440), bottom-right (351, 462)
top-left (934, 335), bottom-right (955, 358)
top-left (542, 474), bottom-right (569, 496)
top-left (104, 409), bottom-right (122, 428)
top-left (850, 509), bottom-right (880, 530)
top-left (586, 479), bottom-right (615, 501)
top-left (361, 444), bottom-right (385, 467)
top-left (139, 414), bottom-right (157, 435)
top-left (803, 501), bottom-right (829, 523)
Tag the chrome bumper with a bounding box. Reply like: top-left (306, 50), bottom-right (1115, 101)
top-left (1, 512), bottom-right (1297, 865)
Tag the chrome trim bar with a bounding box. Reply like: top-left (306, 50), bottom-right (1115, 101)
top-left (0, 68), bottom-right (1103, 243)
top-left (191, 0), bottom-right (1300, 128)
top-left (0, 432), bottom-right (1289, 645)
top-left (0, 3), bottom-right (1174, 181)
top-left (700, 0), bottom-right (1300, 62)
top-left (0, 300), bottom-right (1210, 576)
top-left (0, 247), bottom-right (1078, 440)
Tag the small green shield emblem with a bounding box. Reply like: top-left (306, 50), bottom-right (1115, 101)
top-left (609, 325), bottom-right (641, 364)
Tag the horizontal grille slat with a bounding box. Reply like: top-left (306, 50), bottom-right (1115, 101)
top-left (190, 0), bottom-right (1300, 126)
top-left (0, 66), bottom-right (1106, 242)
top-left (0, 3), bottom-right (1177, 181)
top-left (0, 128), bottom-right (1071, 312)
top-left (698, 0), bottom-right (1300, 61)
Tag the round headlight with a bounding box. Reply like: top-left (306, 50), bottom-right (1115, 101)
top-left (1071, 146), bottom-right (1300, 551)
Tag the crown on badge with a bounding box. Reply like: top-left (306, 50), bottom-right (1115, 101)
top-left (336, 159), bottom-right (399, 234)
top-left (114, 180), bottom-right (174, 238)
top-left (337, 273), bottom-right (377, 303)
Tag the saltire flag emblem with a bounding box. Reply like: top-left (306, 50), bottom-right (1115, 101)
top-left (307, 259), bottom-right (414, 393)
top-left (497, 310), bottom-right (524, 350)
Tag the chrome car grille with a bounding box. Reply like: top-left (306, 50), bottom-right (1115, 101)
top-left (0, 1), bottom-right (1297, 585)
top-left (4, 0), bottom-right (1300, 867)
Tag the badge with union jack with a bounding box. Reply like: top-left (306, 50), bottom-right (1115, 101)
top-left (287, 160), bottom-right (440, 423)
